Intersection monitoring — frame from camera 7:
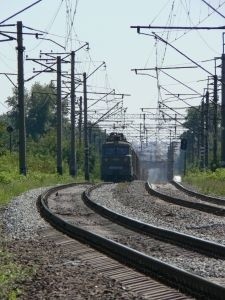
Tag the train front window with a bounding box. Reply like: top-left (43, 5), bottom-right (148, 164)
top-left (103, 146), bottom-right (115, 156)
top-left (102, 145), bottom-right (129, 157)
top-left (116, 146), bottom-right (129, 155)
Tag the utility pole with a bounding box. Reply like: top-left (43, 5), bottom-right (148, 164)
top-left (213, 74), bottom-right (218, 168)
top-left (83, 72), bottom-right (89, 181)
top-left (205, 90), bottom-right (209, 168)
top-left (174, 114), bottom-right (177, 139)
top-left (88, 126), bottom-right (92, 145)
top-left (143, 113), bottom-right (146, 132)
top-left (140, 123), bottom-right (142, 151)
top-left (26, 51), bottom-right (70, 175)
top-left (200, 98), bottom-right (205, 170)
top-left (221, 52), bottom-right (225, 166)
top-left (70, 51), bottom-right (76, 176)
top-left (167, 141), bottom-right (174, 181)
top-left (17, 21), bottom-right (26, 175)
top-left (78, 96), bottom-right (82, 146)
top-left (57, 56), bottom-right (62, 175)
top-left (145, 128), bottom-right (148, 145)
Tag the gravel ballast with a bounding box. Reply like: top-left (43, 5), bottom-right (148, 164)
top-left (3, 180), bottom-right (225, 297)
top-left (89, 181), bottom-right (225, 245)
top-left (1, 185), bottom-right (144, 299)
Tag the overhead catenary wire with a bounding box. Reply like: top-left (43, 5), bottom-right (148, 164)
top-left (201, 0), bottom-right (225, 19)
top-left (0, 0), bottom-right (43, 24)
top-left (25, 0), bottom-right (65, 52)
top-left (64, 0), bottom-right (79, 49)
top-left (171, 0), bottom-right (225, 42)
top-left (159, 69), bottom-right (202, 96)
top-left (138, 31), bottom-right (215, 77)
top-left (180, 0), bottom-right (220, 55)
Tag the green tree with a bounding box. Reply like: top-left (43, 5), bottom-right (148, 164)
top-left (183, 107), bottom-right (201, 134)
top-left (6, 82), bottom-right (58, 140)
top-left (2, 82), bottom-right (105, 179)
top-left (181, 103), bottom-right (220, 170)
top-left (26, 82), bottom-right (56, 139)
top-left (6, 87), bottom-right (29, 130)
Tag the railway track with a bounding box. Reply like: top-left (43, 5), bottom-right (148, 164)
top-left (40, 228), bottom-right (189, 300)
top-left (146, 182), bottom-right (225, 216)
top-left (84, 184), bottom-right (225, 259)
top-left (38, 182), bottom-right (225, 299)
top-left (171, 180), bottom-right (225, 206)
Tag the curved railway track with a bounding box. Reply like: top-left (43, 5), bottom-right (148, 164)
top-left (84, 184), bottom-right (225, 259)
top-left (146, 182), bottom-right (225, 216)
top-left (38, 182), bottom-right (225, 300)
top-left (171, 180), bottom-right (225, 206)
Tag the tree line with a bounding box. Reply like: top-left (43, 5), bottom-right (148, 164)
top-left (181, 102), bottom-right (220, 171)
top-left (0, 82), bottom-right (105, 178)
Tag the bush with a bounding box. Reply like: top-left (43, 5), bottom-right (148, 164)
top-left (184, 168), bottom-right (225, 196)
top-left (0, 152), bottom-right (84, 206)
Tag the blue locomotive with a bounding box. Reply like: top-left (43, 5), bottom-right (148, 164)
top-left (101, 132), bottom-right (140, 182)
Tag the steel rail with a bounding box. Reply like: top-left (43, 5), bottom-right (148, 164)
top-left (146, 182), bottom-right (225, 216)
top-left (83, 183), bottom-right (225, 258)
top-left (37, 183), bottom-right (225, 300)
top-left (172, 180), bottom-right (225, 206)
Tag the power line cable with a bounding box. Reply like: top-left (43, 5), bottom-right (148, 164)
top-left (161, 0), bottom-right (175, 66)
top-left (159, 69), bottom-right (202, 95)
top-left (171, 0), bottom-right (225, 42)
top-left (65, 0), bottom-right (79, 49)
top-left (149, 0), bottom-right (172, 25)
top-left (180, 0), bottom-right (220, 54)
top-left (201, 0), bottom-right (225, 19)
top-left (151, 32), bottom-right (214, 76)
top-left (25, 0), bottom-right (65, 52)
top-left (0, 0), bottom-right (43, 24)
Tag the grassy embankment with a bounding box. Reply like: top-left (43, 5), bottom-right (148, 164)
top-left (0, 152), bottom-right (84, 299)
top-left (0, 152), bottom-right (85, 206)
top-left (183, 168), bottom-right (225, 197)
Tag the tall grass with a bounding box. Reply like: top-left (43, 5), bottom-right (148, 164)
top-left (0, 152), bottom-right (84, 298)
top-left (0, 152), bottom-right (84, 206)
top-left (184, 168), bottom-right (225, 196)
top-left (0, 249), bottom-right (33, 299)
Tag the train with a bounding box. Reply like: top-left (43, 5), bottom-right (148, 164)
top-left (101, 132), bottom-right (140, 182)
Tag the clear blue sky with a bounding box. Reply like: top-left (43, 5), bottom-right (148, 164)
top-left (0, 0), bottom-right (224, 141)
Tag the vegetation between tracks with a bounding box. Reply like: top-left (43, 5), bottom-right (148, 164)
top-left (184, 168), bottom-right (225, 197)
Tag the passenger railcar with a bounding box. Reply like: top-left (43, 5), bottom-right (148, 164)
top-left (101, 132), bottom-right (140, 182)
